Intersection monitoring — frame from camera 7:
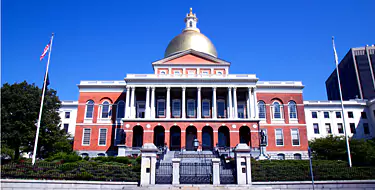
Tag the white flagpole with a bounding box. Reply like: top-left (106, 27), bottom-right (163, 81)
top-left (32, 33), bottom-right (54, 165)
top-left (332, 36), bottom-right (352, 167)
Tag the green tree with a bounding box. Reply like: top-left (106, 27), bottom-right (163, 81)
top-left (1, 81), bottom-right (72, 160)
top-left (309, 136), bottom-right (375, 166)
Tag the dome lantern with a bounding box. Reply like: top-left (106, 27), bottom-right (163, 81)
top-left (164, 8), bottom-right (217, 58)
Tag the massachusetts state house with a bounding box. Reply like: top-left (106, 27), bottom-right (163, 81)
top-left (73, 8), bottom-right (308, 160)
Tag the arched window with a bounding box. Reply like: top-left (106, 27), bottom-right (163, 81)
top-left (117, 101), bottom-right (125, 119)
top-left (288, 101), bottom-right (297, 119)
top-left (85, 100), bottom-right (95, 119)
top-left (81, 153), bottom-right (89, 158)
top-left (272, 101), bottom-right (282, 119)
top-left (294, 153), bottom-right (302, 160)
top-left (277, 153), bottom-right (285, 160)
top-left (100, 101), bottom-right (111, 118)
top-left (189, 21), bottom-right (193, 27)
top-left (258, 101), bottom-right (266, 119)
top-left (97, 153), bottom-right (106, 157)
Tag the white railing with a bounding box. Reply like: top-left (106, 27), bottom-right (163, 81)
top-left (126, 74), bottom-right (257, 79)
top-left (80, 81), bottom-right (126, 85)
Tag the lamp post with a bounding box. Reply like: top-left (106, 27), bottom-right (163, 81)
top-left (193, 139), bottom-right (199, 151)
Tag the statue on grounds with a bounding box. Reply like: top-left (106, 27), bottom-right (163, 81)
top-left (260, 130), bottom-right (267, 146)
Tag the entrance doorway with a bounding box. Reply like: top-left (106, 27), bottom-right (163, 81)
top-left (132, 125), bottom-right (143, 148)
top-left (154, 126), bottom-right (165, 148)
top-left (202, 126), bottom-right (213, 150)
top-left (239, 126), bottom-right (251, 146)
top-left (185, 126), bottom-right (197, 151)
top-left (170, 126), bottom-right (181, 151)
top-left (218, 126), bottom-right (230, 147)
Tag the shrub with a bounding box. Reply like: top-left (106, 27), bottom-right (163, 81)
top-left (46, 152), bottom-right (82, 163)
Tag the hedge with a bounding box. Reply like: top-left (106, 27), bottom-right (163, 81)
top-left (1, 161), bottom-right (140, 182)
top-left (252, 160), bottom-right (375, 181)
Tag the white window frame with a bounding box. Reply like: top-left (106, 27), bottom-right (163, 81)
top-left (157, 99), bottom-right (166, 117)
top-left (202, 99), bottom-right (211, 117)
top-left (98, 128), bottom-right (107, 146)
top-left (82, 128), bottom-right (91, 146)
top-left (136, 101), bottom-right (146, 118)
top-left (116, 100), bottom-right (126, 119)
top-left (173, 70), bottom-right (181, 76)
top-left (187, 99), bottom-right (196, 117)
top-left (337, 123), bottom-right (344, 134)
top-left (172, 99), bottom-right (181, 118)
top-left (202, 71), bottom-right (209, 76)
top-left (275, 129), bottom-right (284, 146)
top-left (258, 101), bottom-right (266, 120)
top-left (288, 101), bottom-right (298, 123)
top-left (84, 100), bottom-right (95, 123)
top-left (271, 101), bottom-right (284, 123)
top-left (65, 111), bottom-right (71, 119)
top-left (98, 100), bottom-right (112, 123)
top-left (311, 111), bottom-right (318, 119)
top-left (294, 153), bottom-right (302, 160)
top-left (325, 123), bottom-right (332, 134)
top-left (313, 123), bottom-right (320, 134)
top-left (291, 129), bottom-right (300, 146)
top-left (237, 101), bottom-right (246, 119)
top-left (217, 99), bottom-right (226, 118)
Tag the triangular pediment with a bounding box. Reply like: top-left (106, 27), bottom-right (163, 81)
top-left (152, 49), bottom-right (230, 65)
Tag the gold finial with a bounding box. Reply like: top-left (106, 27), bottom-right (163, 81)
top-left (188, 7), bottom-right (194, 16)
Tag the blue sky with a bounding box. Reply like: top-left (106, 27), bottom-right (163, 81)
top-left (2, 0), bottom-right (375, 101)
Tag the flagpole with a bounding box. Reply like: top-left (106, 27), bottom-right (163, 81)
top-left (332, 36), bottom-right (352, 167)
top-left (32, 33), bottom-right (54, 165)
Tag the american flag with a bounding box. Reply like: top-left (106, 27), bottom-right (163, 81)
top-left (40, 41), bottom-right (50, 61)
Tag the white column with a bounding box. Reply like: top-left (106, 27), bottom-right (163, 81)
top-left (212, 87), bottom-right (217, 119)
top-left (247, 87), bottom-right (251, 119)
top-left (212, 158), bottom-right (220, 185)
top-left (197, 87), bottom-right (201, 119)
top-left (253, 88), bottom-right (258, 118)
top-left (166, 87), bottom-right (171, 119)
top-left (233, 87), bottom-right (238, 119)
top-left (145, 87), bottom-right (150, 119)
top-left (172, 158), bottom-right (181, 185)
top-left (228, 87), bottom-right (232, 119)
top-left (125, 87), bottom-right (130, 118)
top-left (150, 87), bottom-right (155, 119)
top-left (182, 87), bottom-right (186, 119)
top-left (130, 87), bottom-right (136, 118)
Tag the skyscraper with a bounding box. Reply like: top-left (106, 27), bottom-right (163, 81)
top-left (326, 46), bottom-right (375, 100)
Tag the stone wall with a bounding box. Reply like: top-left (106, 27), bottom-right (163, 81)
top-left (2, 179), bottom-right (375, 190)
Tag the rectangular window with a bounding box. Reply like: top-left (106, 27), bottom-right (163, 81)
top-left (172, 100), bottom-right (181, 117)
top-left (361, 112), bottom-right (367, 119)
top-left (82, 128), bottom-right (91, 145)
top-left (364, 123), bottom-right (370, 134)
top-left (63, 124), bottom-right (69, 133)
top-left (291, 129), bottom-right (300, 146)
top-left (325, 123), bottom-right (332, 134)
top-left (98, 128), bottom-right (107, 146)
top-left (348, 111), bottom-right (354, 118)
top-left (157, 100), bottom-right (165, 117)
top-left (202, 100), bottom-right (210, 117)
top-left (313, 123), bottom-right (320, 134)
top-left (336, 111), bottom-right (341, 118)
top-left (337, 123), bottom-right (344, 134)
top-left (238, 104), bottom-right (245, 119)
top-left (217, 100), bottom-right (225, 118)
top-left (312, 111), bottom-right (317, 118)
top-left (65, 112), bottom-right (70, 119)
top-left (350, 123), bottom-right (356, 134)
top-left (187, 100), bottom-right (196, 117)
top-left (324, 112), bottom-right (329, 118)
top-left (275, 129), bottom-right (284, 146)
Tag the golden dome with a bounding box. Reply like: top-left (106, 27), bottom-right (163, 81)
top-left (164, 8), bottom-right (217, 58)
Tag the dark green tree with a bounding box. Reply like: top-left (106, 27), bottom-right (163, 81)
top-left (1, 81), bottom-right (72, 160)
top-left (309, 136), bottom-right (375, 166)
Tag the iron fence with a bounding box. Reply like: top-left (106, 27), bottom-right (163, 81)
top-left (1, 162), bottom-right (140, 182)
top-left (220, 161), bottom-right (236, 184)
top-left (155, 163), bottom-right (173, 184)
top-left (180, 163), bottom-right (212, 184)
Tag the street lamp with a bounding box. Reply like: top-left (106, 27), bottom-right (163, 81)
top-left (193, 139), bottom-right (199, 151)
